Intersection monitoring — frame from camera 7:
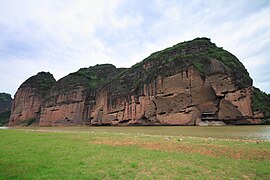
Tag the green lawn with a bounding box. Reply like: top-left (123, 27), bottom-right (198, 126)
top-left (0, 128), bottom-right (270, 179)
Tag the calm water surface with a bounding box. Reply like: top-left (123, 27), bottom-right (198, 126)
top-left (89, 126), bottom-right (270, 140)
top-left (14, 125), bottom-right (270, 140)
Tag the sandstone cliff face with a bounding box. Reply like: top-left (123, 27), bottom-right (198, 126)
top-left (9, 72), bottom-right (56, 126)
top-left (92, 67), bottom-right (254, 125)
top-left (39, 64), bottom-right (125, 126)
top-left (9, 38), bottom-right (270, 126)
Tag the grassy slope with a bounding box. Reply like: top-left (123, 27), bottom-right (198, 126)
top-left (0, 129), bottom-right (269, 179)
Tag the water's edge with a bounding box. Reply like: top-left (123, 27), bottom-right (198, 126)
top-left (5, 125), bottom-right (270, 141)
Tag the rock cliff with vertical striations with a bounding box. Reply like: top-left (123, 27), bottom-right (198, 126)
top-left (8, 38), bottom-right (270, 126)
top-left (39, 64), bottom-right (125, 126)
top-left (9, 72), bottom-right (56, 126)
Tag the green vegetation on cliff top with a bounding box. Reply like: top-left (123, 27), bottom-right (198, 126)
top-left (22, 38), bottom-right (253, 94)
top-left (20, 72), bottom-right (56, 95)
top-left (0, 93), bottom-right (12, 102)
top-left (129, 37), bottom-right (252, 89)
top-left (53, 64), bottom-right (124, 92)
top-left (75, 64), bottom-right (116, 89)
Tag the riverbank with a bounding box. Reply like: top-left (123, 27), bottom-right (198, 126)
top-left (1, 127), bottom-right (270, 179)
top-left (7, 125), bottom-right (270, 140)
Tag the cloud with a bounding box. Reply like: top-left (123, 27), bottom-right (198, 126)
top-left (0, 0), bottom-right (123, 93)
top-left (0, 0), bottom-right (270, 96)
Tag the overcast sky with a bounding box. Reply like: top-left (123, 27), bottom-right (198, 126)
top-left (0, 0), bottom-right (269, 96)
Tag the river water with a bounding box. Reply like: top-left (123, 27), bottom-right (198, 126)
top-left (2, 125), bottom-right (270, 140)
top-left (82, 125), bottom-right (270, 140)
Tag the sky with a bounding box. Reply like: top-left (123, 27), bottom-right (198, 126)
top-left (0, 0), bottom-right (270, 97)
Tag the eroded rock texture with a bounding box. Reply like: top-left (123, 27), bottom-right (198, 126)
top-left (9, 72), bottom-right (56, 125)
top-left (39, 64), bottom-right (125, 126)
top-left (9, 38), bottom-right (270, 126)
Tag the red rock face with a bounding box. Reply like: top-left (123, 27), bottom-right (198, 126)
top-left (223, 87), bottom-right (253, 117)
top-left (39, 86), bottom-right (92, 126)
top-left (9, 38), bottom-right (267, 126)
top-left (89, 67), bottom-right (255, 126)
top-left (7, 68), bottom-right (258, 126)
top-left (9, 66), bottom-right (257, 126)
top-left (9, 87), bottom-right (42, 125)
top-left (9, 72), bottom-right (56, 126)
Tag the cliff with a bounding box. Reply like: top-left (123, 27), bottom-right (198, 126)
top-left (9, 38), bottom-right (270, 126)
top-left (0, 93), bottom-right (12, 126)
top-left (39, 64), bottom-right (125, 126)
top-left (9, 72), bottom-right (56, 126)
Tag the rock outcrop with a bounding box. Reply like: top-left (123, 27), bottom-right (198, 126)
top-left (9, 72), bottom-right (56, 126)
top-left (9, 38), bottom-right (270, 126)
top-left (39, 64), bottom-right (125, 126)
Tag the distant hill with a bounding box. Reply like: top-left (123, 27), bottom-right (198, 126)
top-left (0, 92), bottom-right (12, 126)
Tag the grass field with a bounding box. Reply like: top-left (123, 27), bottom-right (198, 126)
top-left (0, 127), bottom-right (270, 179)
